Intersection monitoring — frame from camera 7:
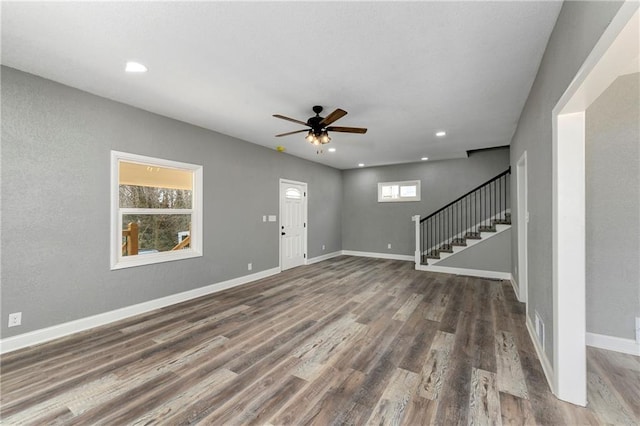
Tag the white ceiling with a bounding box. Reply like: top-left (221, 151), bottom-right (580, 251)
top-left (1, 1), bottom-right (562, 170)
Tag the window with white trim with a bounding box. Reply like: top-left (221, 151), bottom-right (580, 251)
top-left (378, 180), bottom-right (421, 202)
top-left (111, 151), bottom-right (203, 269)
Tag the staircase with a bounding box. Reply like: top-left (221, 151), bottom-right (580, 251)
top-left (413, 168), bottom-right (511, 269)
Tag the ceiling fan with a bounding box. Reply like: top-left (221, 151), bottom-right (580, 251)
top-left (273, 105), bottom-right (367, 151)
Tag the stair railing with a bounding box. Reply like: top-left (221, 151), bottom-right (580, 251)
top-left (414, 167), bottom-right (511, 265)
top-left (122, 222), bottom-right (139, 256)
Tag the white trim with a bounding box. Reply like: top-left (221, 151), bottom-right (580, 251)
top-left (553, 111), bottom-right (587, 406)
top-left (516, 151), bottom-right (528, 305)
top-left (412, 215), bottom-right (421, 266)
top-left (306, 251), bottom-right (342, 265)
top-left (586, 332), bottom-right (640, 356)
top-left (509, 274), bottom-right (521, 302)
top-left (550, 2), bottom-right (639, 406)
top-left (415, 264), bottom-right (511, 280)
top-left (342, 250), bottom-right (414, 262)
top-left (0, 267), bottom-right (280, 354)
top-left (526, 313), bottom-right (555, 394)
top-left (110, 150), bottom-right (203, 270)
top-left (377, 180), bottom-right (421, 202)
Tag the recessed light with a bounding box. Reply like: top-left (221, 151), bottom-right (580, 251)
top-left (421, 157), bottom-right (429, 161)
top-left (125, 61), bottom-right (148, 73)
top-left (435, 131), bottom-right (446, 137)
top-left (358, 163), bottom-right (365, 167)
top-left (328, 147), bottom-right (336, 152)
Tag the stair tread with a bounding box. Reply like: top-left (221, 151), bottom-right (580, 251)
top-left (478, 226), bottom-right (496, 232)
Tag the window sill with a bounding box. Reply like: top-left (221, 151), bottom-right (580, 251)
top-left (110, 249), bottom-right (202, 270)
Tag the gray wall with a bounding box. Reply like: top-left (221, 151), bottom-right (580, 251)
top-left (342, 148), bottom-right (510, 256)
top-left (1, 66), bottom-right (342, 338)
top-left (585, 72), bottom-right (640, 340)
top-left (509, 1), bottom-right (624, 363)
top-left (438, 228), bottom-right (511, 273)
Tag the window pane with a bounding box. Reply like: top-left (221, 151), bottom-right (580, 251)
top-left (122, 214), bottom-right (191, 256)
top-left (285, 188), bottom-right (302, 199)
top-left (119, 185), bottom-right (192, 209)
top-left (400, 185), bottom-right (417, 197)
top-left (119, 161), bottom-right (193, 208)
top-left (381, 185), bottom-right (399, 199)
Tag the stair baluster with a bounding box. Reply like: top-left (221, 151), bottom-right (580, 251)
top-left (416, 168), bottom-right (511, 265)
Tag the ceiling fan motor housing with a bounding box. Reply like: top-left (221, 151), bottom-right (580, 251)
top-left (308, 106), bottom-right (325, 131)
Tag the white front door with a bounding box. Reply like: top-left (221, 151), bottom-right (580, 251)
top-left (280, 180), bottom-right (307, 270)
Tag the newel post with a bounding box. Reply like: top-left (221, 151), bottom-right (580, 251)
top-left (412, 215), bottom-right (421, 269)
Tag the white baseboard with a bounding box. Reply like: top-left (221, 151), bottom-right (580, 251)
top-left (586, 332), bottom-right (640, 356)
top-left (0, 267), bottom-right (280, 354)
top-left (526, 314), bottom-right (555, 394)
top-left (342, 250), bottom-right (414, 262)
top-left (509, 274), bottom-right (522, 302)
top-left (306, 251), bottom-right (342, 265)
top-left (415, 264), bottom-right (512, 281)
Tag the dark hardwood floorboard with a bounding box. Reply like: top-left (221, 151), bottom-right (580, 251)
top-left (1, 256), bottom-right (638, 425)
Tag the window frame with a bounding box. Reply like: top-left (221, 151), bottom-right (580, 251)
top-left (377, 180), bottom-right (421, 203)
top-left (110, 150), bottom-right (203, 270)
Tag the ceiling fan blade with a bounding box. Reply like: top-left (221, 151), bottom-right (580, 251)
top-left (273, 114), bottom-right (310, 127)
top-left (275, 129), bottom-right (309, 137)
top-left (326, 126), bottom-right (368, 134)
top-left (319, 108), bottom-right (347, 126)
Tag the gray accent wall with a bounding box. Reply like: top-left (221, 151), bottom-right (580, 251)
top-left (585, 72), bottom-right (640, 340)
top-left (342, 148), bottom-right (510, 256)
top-left (509, 1), bottom-right (624, 363)
top-left (438, 229), bottom-right (511, 273)
top-left (1, 67), bottom-right (342, 338)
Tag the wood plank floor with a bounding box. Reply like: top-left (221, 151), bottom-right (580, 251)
top-left (1, 256), bottom-right (638, 425)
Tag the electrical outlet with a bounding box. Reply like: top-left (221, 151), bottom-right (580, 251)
top-left (322, 245), bottom-right (325, 251)
top-left (387, 243), bottom-right (391, 249)
top-left (8, 312), bottom-right (22, 327)
top-left (247, 263), bottom-right (252, 271)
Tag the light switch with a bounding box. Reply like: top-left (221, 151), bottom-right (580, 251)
top-left (262, 216), bottom-right (267, 222)
top-left (268, 215), bottom-right (276, 222)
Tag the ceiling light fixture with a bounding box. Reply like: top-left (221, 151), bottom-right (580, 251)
top-left (305, 130), bottom-right (332, 153)
top-left (358, 163), bottom-right (365, 167)
top-left (435, 131), bottom-right (446, 137)
top-left (328, 148), bottom-right (336, 152)
top-left (305, 130), bottom-right (331, 146)
top-left (125, 61), bottom-right (148, 73)
top-left (421, 157), bottom-right (429, 161)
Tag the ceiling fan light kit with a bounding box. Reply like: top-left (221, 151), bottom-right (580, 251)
top-left (273, 105), bottom-right (367, 153)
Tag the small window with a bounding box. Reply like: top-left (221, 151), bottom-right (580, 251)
top-left (111, 151), bottom-right (203, 269)
top-left (285, 188), bottom-right (302, 199)
top-left (378, 180), bottom-right (421, 202)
